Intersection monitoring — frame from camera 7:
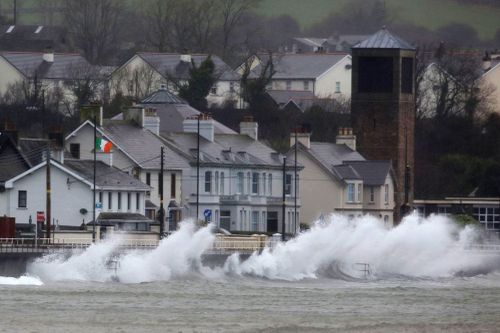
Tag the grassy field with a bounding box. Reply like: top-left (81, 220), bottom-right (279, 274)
top-left (257, 0), bottom-right (500, 40)
top-left (1, 0), bottom-right (499, 40)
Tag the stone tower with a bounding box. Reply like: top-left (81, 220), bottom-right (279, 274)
top-left (350, 28), bottom-right (416, 223)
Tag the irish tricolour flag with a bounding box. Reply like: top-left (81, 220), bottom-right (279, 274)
top-left (96, 138), bottom-right (112, 153)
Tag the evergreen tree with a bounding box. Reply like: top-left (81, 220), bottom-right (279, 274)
top-left (178, 56), bottom-right (216, 110)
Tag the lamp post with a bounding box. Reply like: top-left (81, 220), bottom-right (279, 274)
top-left (282, 154), bottom-right (287, 242)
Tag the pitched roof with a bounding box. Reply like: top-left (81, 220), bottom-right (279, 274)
top-left (64, 160), bottom-right (150, 190)
top-left (136, 52), bottom-right (240, 81)
top-left (0, 134), bottom-right (31, 183)
top-left (18, 138), bottom-right (48, 165)
top-left (100, 121), bottom-right (189, 170)
top-left (162, 132), bottom-right (291, 168)
top-left (266, 90), bottom-right (315, 105)
top-left (255, 53), bottom-right (349, 79)
top-left (140, 86), bottom-right (186, 104)
top-left (0, 51), bottom-right (94, 80)
top-left (0, 25), bottom-right (67, 52)
top-left (293, 37), bottom-right (328, 48)
top-left (113, 88), bottom-right (236, 135)
top-left (346, 160), bottom-right (392, 186)
top-left (309, 142), bottom-right (364, 167)
top-left (332, 164), bottom-right (362, 180)
top-left (353, 28), bottom-right (415, 50)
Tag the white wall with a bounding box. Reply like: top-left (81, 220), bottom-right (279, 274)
top-left (315, 55), bottom-right (352, 99)
top-left (5, 163), bottom-right (93, 227)
top-left (0, 57), bottom-right (25, 96)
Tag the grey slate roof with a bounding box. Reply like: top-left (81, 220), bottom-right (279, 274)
top-left (162, 132), bottom-right (293, 168)
top-left (141, 86), bottom-right (186, 104)
top-left (1, 51), bottom-right (94, 79)
top-left (0, 25), bottom-right (68, 52)
top-left (136, 52), bottom-right (240, 81)
top-left (332, 164), bottom-right (362, 180)
top-left (293, 37), bottom-right (327, 47)
top-left (18, 138), bottom-right (48, 165)
top-left (256, 53), bottom-right (349, 79)
top-left (309, 142), bottom-right (364, 167)
top-left (64, 160), bottom-right (150, 190)
top-left (353, 28), bottom-right (415, 50)
top-left (0, 134), bottom-right (31, 182)
top-left (346, 160), bottom-right (392, 186)
top-left (99, 121), bottom-right (189, 170)
top-left (266, 90), bottom-right (315, 105)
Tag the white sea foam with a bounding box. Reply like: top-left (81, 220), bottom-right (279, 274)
top-left (0, 275), bottom-right (44, 286)
top-left (26, 214), bottom-right (500, 283)
top-left (224, 213), bottom-right (500, 280)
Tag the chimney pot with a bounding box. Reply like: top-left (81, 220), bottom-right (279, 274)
top-left (336, 127), bottom-right (356, 151)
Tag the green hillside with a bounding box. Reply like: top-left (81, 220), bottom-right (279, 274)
top-left (1, 0), bottom-right (499, 40)
top-left (257, 0), bottom-right (500, 40)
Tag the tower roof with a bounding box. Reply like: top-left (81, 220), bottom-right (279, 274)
top-left (140, 85), bottom-right (186, 104)
top-left (353, 27), bottom-right (415, 50)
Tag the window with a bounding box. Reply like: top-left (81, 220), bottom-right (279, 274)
top-left (70, 143), bottom-right (80, 159)
top-left (220, 172), bottom-right (225, 195)
top-left (18, 190), bottom-right (27, 208)
top-left (474, 207), bottom-right (499, 231)
top-left (127, 193), bottom-right (131, 210)
top-left (210, 85), bottom-right (217, 95)
top-left (358, 56), bottom-right (393, 93)
top-left (220, 210), bottom-right (231, 231)
top-left (347, 183), bottom-right (355, 203)
top-left (108, 192), bottom-right (112, 209)
top-left (268, 174), bottom-right (272, 195)
top-left (263, 173), bottom-right (267, 195)
top-left (357, 184), bottom-right (362, 202)
top-left (335, 81), bottom-right (341, 93)
top-left (170, 174), bottom-right (176, 198)
top-left (247, 172), bottom-right (251, 194)
top-left (205, 171), bottom-right (212, 193)
top-left (146, 172), bottom-right (151, 186)
top-left (384, 184), bottom-right (389, 204)
top-left (99, 192), bottom-right (103, 205)
top-left (438, 206), bottom-right (451, 217)
top-left (136, 193), bottom-right (140, 211)
top-left (370, 187), bottom-right (375, 202)
top-left (215, 171), bottom-right (219, 194)
top-left (252, 172), bottom-right (259, 195)
top-left (252, 211), bottom-right (259, 232)
top-left (229, 82), bottom-right (235, 93)
top-left (286, 80), bottom-right (292, 90)
top-left (384, 215), bottom-right (389, 225)
top-left (401, 57), bottom-right (414, 94)
top-left (285, 174), bottom-right (292, 195)
top-left (237, 172), bottom-right (244, 194)
top-left (303, 81), bottom-right (309, 90)
top-left (118, 192), bottom-right (122, 210)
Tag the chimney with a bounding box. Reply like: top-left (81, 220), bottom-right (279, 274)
top-left (180, 53), bottom-right (192, 63)
top-left (183, 114), bottom-right (215, 142)
top-left (289, 126), bottom-right (311, 149)
top-left (336, 127), bottom-right (356, 151)
top-left (43, 47), bottom-right (54, 63)
top-left (239, 116), bottom-right (258, 140)
top-left (123, 106), bottom-right (160, 135)
top-left (49, 126), bottom-right (65, 163)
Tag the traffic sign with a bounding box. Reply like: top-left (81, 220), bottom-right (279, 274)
top-left (203, 209), bottom-right (212, 219)
top-left (36, 211), bottom-right (45, 223)
top-left (96, 202), bottom-right (103, 209)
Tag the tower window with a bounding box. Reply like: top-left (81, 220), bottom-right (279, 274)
top-left (401, 57), bottom-right (414, 94)
top-left (358, 56), bottom-right (393, 93)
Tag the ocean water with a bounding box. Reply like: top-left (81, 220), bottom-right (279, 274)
top-left (1, 214), bottom-right (499, 332)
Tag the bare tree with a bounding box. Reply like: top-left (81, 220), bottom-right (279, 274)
top-left (111, 64), bottom-right (162, 101)
top-left (218, 0), bottom-right (261, 60)
top-left (62, 0), bottom-right (123, 65)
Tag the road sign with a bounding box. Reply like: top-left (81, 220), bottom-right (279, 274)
top-left (203, 209), bottom-right (212, 219)
top-left (96, 202), bottom-right (102, 209)
top-left (36, 211), bottom-right (45, 223)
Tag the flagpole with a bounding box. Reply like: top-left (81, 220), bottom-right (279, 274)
top-left (93, 111), bottom-right (97, 243)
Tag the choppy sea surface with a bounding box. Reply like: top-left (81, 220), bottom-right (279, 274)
top-left (1, 275), bottom-right (500, 333)
top-left (1, 214), bottom-right (500, 332)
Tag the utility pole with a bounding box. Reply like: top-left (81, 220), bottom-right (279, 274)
top-left (46, 143), bottom-right (51, 240)
top-left (13, 0), bottom-right (17, 25)
top-left (92, 112), bottom-right (97, 242)
top-left (159, 146), bottom-right (165, 239)
top-left (282, 155), bottom-right (287, 242)
top-left (294, 129), bottom-right (298, 236)
top-left (196, 114), bottom-right (200, 223)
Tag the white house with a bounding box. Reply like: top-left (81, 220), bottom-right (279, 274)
top-left (0, 157), bottom-right (150, 229)
top-left (245, 52), bottom-right (352, 100)
top-left (288, 128), bottom-right (395, 226)
top-left (0, 51), bottom-right (105, 111)
top-left (482, 58), bottom-right (500, 114)
top-left (110, 52), bottom-right (242, 108)
top-left (161, 116), bottom-right (302, 235)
